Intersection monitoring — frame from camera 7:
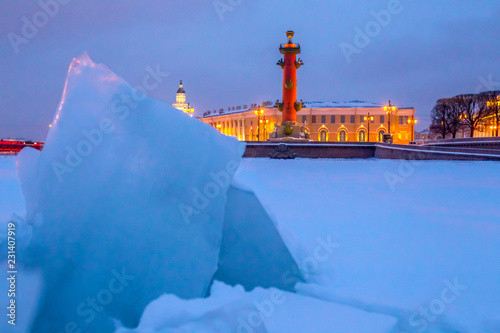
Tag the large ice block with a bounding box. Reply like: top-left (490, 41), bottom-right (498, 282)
top-left (24, 54), bottom-right (244, 332)
top-left (212, 184), bottom-right (302, 292)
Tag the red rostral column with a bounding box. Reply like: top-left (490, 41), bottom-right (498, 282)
top-left (277, 31), bottom-right (303, 123)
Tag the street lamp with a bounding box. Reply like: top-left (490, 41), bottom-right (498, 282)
top-left (184, 103), bottom-right (194, 117)
top-left (383, 101), bottom-right (397, 134)
top-left (254, 107), bottom-right (264, 141)
top-left (490, 125), bottom-right (498, 136)
top-left (363, 113), bottom-right (374, 142)
top-left (407, 116), bottom-right (418, 142)
top-left (260, 118), bottom-right (270, 140)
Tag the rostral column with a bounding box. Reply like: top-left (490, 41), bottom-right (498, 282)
top-left (277, 31), bottom-right (303, 123)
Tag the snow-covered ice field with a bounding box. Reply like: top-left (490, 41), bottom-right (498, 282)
top-left (235, 158), bottom-right (500, 332)
top-left (1, 155), bottom-right (499, 332)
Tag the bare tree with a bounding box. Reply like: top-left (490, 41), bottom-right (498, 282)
top-left (455, 94), bottom-right (489, 137)
top-left (430, 98), bottom-right (449, 139)
top-left (445, 97), bottom-right (462, 138)
top-left (482, 90), bottom-right (500, 137)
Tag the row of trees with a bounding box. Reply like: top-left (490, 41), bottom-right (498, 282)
top-left (430, 90), bottom-right (500, 138)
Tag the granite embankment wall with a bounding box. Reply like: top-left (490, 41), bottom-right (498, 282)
top-left (422, 137), bottom-right (500, 150)
top-left (244, 141), bottom-right (500, 161)
top-left (244, 142), bottom-right (376, 159)
top-left (374, 144), bottom-right (500, 161)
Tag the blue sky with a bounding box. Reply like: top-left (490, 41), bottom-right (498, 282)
top-left (1, 0), bottom-right (499, 140)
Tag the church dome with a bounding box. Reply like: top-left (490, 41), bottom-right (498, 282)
top-left (177, 80), bottom-right (185, 94)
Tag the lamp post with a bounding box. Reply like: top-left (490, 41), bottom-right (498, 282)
top-left (363, 113), bottom-right (374, 142)
top-left (407, 116), bottom-right (418, 142)
top-left (260, 118), bottom-right (270, 140)
top-left (254, 107), bottom-right (264, 141)
top-left (383, 101), bottom-right (397, 134)
top-left (184, 103), bottom-right (194, 117)
top-left (490, 125), bottom-right (498, 136)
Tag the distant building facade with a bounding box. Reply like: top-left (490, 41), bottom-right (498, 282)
top-left (199, 101), bottom-right (416, 144)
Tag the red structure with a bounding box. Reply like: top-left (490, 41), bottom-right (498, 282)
top-left (0, 140), bottom-right (43, 155)
top-left (276, 31), bottom-right (303, 123)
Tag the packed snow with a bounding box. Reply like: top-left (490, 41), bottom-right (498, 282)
top-left (1, 54), bottom-right (499, 332)
top-left (235, 158), bottom-right (500, 332)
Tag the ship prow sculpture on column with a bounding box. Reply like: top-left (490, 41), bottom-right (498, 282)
top-left (269, 31), bottom-right (312, 142)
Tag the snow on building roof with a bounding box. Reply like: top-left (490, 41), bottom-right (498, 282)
top-left (199, 101), bottom-right (414, 118)
top-left (303, 100), bottom-right (382, 108)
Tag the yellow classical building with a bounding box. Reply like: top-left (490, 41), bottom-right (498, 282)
top-left (199, 101), bottom-right (416, 144)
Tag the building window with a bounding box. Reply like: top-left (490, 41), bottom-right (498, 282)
top-left (359, 130), bottom-right (366, 142)
top-left (404, 116), bottom-right (409, 124)
top-left (378, 130), bottom-right (385, 142)
top-left (302, 115), bottom-right (307, 123)
top-left (350, 115), bottom-right (355, 123)
top-left (339, 129), bottom-right (347, 142)
top-left (340, 115), bottom-right (345, 123)
top-left (321, 115), bottom-right (326, 124)
top-left (319, 129), bottom-right (328, 142)
top-left (399, 116), bottom-right (403, 125)
top-left (380, 115), bottom-right (384, 123)
top-left (360, 115), bottom-right (364, 123)
top-left (331, 115), bottom-right (336, 123)
top-left (312, 115), bottom-right (317, 123)
top-left (251, 121), bottom-right (253, 126)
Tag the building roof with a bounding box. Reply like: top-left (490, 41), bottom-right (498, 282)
top-left (200, 100), bottom-right (414, 118)
top-left (304, 101), bottom-right (382, 108)
top-left (177, 80), bottom-right (185, 94)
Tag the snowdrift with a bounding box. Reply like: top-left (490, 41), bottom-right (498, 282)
top-left (116, 282), bottom-right (397, 333)
top-left (17, 54), bottom-right (300, 332)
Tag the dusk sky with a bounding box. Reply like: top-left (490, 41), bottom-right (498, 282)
top-left (1, 0), bottom-right (499, 140)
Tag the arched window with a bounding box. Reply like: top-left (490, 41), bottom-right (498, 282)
top-left (319, 129), bottom-right (328, 142)
top-left (378, 130), bottom-right (385, 142)
top-left (339, 129), bottom-right (347, 142)
top-left (359, 130), bottom-right (366, 142)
